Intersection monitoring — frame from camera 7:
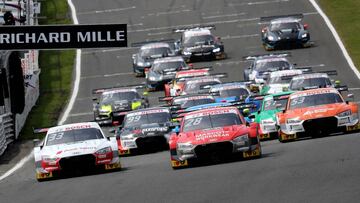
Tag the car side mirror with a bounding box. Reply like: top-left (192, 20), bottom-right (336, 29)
top-left (143, 91), bottom-right (149, 97)
top-left (172, 126), bottom-right (180, 135)
top-left (303, 23), bottom-right (309, 30)
top-left (248, 114), bottom-right (255, 119)
top-left (347, 94), bottom-right (354, 103)
top-left (92, 97), bottom-right (98, 101)
top-left (33, 139), bottom-right (42, 148)
top-left (188, 63), bottom-right (194, 68)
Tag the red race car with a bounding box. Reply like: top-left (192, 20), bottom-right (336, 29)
top-left (169, 106), bottom-right (261, 169)
top-left (164, 68), bottom-right (212, 97)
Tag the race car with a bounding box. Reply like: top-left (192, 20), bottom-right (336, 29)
top-left (173, 25), bottom-right (226, 62)
top-left (164, 68), bottom-right (212, 97)
top-left (145, 56), bottom-right (190, 91)
top-left (179, 75), bottom-right (226, 95)
top-left (243, 53), bottom-right (293, 89)
top-left (251, 91), bottom-right (293, 140)
top-left (277, 88), bottom-right (359, 142)
top-left (169, 107), bottom-right (261, 169)
top-left (33, 122), bottom-right (121, 181)
top-left (93, 85), bottom-right (149, 125)
top-left (259, 69), bottom-right (307, 95)
top-left (116, 107), bottom-right (174, 155)
top-left (260, 14), bottom-right (311, 50)
top-left (132, 42), bottom-right (175, 76)
top-left (288, 71), bottom-right (347, 91)
top-left (209, 82), bottom-right (251, 103)
top-left (160, 94), bottom-right (216, 110)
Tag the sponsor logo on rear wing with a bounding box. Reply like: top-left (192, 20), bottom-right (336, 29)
top-left (243, 52), bottom-right (291, 60)
top-left (173, 25), bottom-right (216, 33)
top-left (260, 13), bottom-right (304, 22)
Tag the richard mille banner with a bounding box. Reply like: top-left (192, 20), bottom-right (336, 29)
top-left (0, 24), bottom-right (127, 50)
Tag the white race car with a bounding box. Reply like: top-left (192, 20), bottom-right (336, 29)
top-left (34, 122), bottom-right (121, 181)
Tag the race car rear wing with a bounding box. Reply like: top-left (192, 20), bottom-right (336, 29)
top-left (92, 83), bottom-right (145, 94)
top-left (301, 85), bottom-right (348, 92)
top-left (173, 25), bottom-right (216, 33)
top-left (175, 72), bottom-right (228, 82)
top-left (131, 39), bottom-right (176, 47)
top-left (243, 52), bottom-right (291, 60)
top-left (281, 70), bottom-right (337, 81)
top-left (33, 127), bottom-right (50, 134)
top-left (260, 14), bottom-right (304, 22)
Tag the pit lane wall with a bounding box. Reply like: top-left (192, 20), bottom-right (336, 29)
top-left (0, 0), bottom-right (40, 156)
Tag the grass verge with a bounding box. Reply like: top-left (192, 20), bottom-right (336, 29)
top-left (20, 0), bottom-right (75, 140)
top-left (318, 0), bottom-right (360, 69)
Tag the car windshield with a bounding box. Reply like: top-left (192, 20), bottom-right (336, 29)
top-left (270, 22), bottom-right (301, 31)
top-left (184, 35), bottom-right (215, 46)
top-left (289, 77), bottom-right (332, 91)
top-left (219, 88), bottom-right (249, 97)
top-left (268, 76), bottom-right (293, 84)
top-left (255, 60), bottom-right (291, 72)
top-left (184, 81), bottom-right (220, 94)
top-left (181, 98), bottom-right (215, 108)
top-left (140, 47), bottom-right (171, 58)
top-left (46, 128), bottom-right (104, 146)
top-left (152, 61), bottom-right (186, 73)
top-left (100, 91), bottom-right (140, 105)
top-left (183, 112), bottom-right (242, 132)
top-left (124, 112), bottom-right (170, 128)
top-left (263, 97), bottom-right (288, 111)
top-left (289, 93), bottom-right (343, 110)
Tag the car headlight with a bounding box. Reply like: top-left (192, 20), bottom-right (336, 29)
top-left (149, 76), bottom-right (157, 81)
top-left (177, 142), bottom-right (193, 150)
top-left (301, 33), bottom-right (308, 38)
top-left (42, 156), bottom-right (57, 162)
top-left (267, 35), bottom-right (275, 41)
top-left (183, 51), bottom-right (192, 55)
top-left (95, 147), bottom-right (112, 155)
top-left (233, 134), bottom-right (249, 143)
top-left (261, 119), bottom-right (275, 124)
top-left (212, 47), bottom-right (221, 53)
top-left (287, 118), bottom-right (302, 124)
top-left (121, 134), bottom-right (135, 140)
top-left (99, 109), bottom-right (110, 113)
top-left (138, 61), bottom-right (150, 67)
top-left (337, 110), bottom-right (351, 117)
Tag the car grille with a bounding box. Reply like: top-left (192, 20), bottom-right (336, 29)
top-left (194, 142), bottom-right (233, 159)
top-left (59, 154), bottom-right (96, 171)
top-left (303, 117), bottom-right (338, 135)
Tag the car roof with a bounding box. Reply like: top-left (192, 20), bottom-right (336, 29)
top-left (255, 57), bottom-right (288, 63)
top-left (264, 91), bottom-right (294, 100)
top-left (140, 42), bottom-right (170, 50)
top-left (185, 102), bottom-right (232, 111)
top-left (292, 73), bottom-right (329, 80)
top-left (270, 69), bottom-right (303, 77)
top-left (210, 82), bottom-right (249, 91)
top-left (47, 122), bottom-right (100, 134)
top-left (153, 56), bottom-right (184, 64)
top-left (185, 77), bottom-right (221, 84)
top-left (184, 29), bottom-right (211, 38)
top-left (290, 87), bottom-right (339, 99)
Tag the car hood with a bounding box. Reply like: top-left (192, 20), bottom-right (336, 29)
top-left (284, 103), bottom-right (349, 120)
top-left (267, 84), bottom-right (289, 94)
top-left (184, 45), bottom-right (215, 52)
top-left (178, 125), bottom-right (247, 145)
top-left (122, 123), bottom-right (170, 136)
top-left (257, 109), bottom-right (279, 122)
top-left (41, 139), bottom-right (109, 158)
top-left (272, 29), bottom-right (299, 40)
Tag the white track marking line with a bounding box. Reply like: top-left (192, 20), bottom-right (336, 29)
top-left (147, 31), bottom-right (173, 36)
top-left (221, 34), bottom-right (260, 40)
top-left (0, 0), bottom-right (81, 182)
top-left (309, 0), bottom-right (360, 79)
top-left (215, 60), bottom-right (247, 66)
top-left (69, 112), bottom-right (93, 117)
top-left (202, 12), bottom-right (246, 19)
top-left (77, 6), bottom-right (136, 15)
top-left (128, 23), bottom-right (143, 27)
top-left (229, 0), bottom-right (289, 6)
top-left (82, 47), bottom-right (137, 54)
top-left (81, 72), bottom-right (133, 79)
top-left (348, 88), bottom-right (360, 91)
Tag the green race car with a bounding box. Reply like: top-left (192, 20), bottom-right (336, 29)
top-left (251, 91), bottom-right (293, 140)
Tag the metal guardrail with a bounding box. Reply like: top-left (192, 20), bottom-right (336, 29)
top-left (0, 113), bottom-right (14, 156)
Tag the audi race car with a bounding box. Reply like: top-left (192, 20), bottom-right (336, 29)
top-left (173, 25), bottom-right (226, 62)
top-left (260, 14), bottom-right (311, 50)
top-left (164, 68), bottom-right (212, 97)
top-left (209, 82), bottom-right (251, 103)
top-left (116, 107), bottom-right (174, 155)
top-left (277, 88), bottom-right (360, 142)
top-left (132, 42), bottom-right (175, 76)
top-left (169, 107), bottom-right (261, 169)
top-left (243, 53), bottom-right (293, 89)
top-left (93, 86), bottom-right (149, 125)
top-left (288, 71), bottom-right (347, 91)
top-left (179, 74), bottom-right (226, 95)
top-left (259, 69), bottom-right (307, 95)
top-left (251, 91), bottom-right (293, 140)
top-left (160, 94), bottom-right (216, 110)
top-left (34, 122), bottom-right (121, 181)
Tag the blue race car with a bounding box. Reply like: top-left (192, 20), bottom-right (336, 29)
top-left (208, 82), bottom-right (252, 103)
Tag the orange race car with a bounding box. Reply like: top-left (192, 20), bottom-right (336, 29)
top-left (276, 88), bottom-right (360, 142)
top-left (164, 68), bottom-right (212, 97)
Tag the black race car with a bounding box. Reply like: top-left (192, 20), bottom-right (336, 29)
top-left (132, 41), bottom-right (175, 77)
top-left (260, 14), bottom-right (311, 50)
top-left (92, 85), bottom-right (149, 125)
top-left (116, 107), bottom-right (175, 155)
top-left (145, 56), bottom-right (190, 91)
top-left (173, 25), bottom-right (226, 62)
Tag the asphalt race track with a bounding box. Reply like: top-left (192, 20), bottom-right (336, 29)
top-left (1, 0), bottom-right (360, 202)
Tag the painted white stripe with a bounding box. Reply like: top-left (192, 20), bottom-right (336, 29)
top-left (147, 31), bottom-right (173, 36)
top-left (221, 34), bottom-right (260, 40)
top-left (0, 0), bottom-right (81, 182)
top-left (348, 88), bottom-right (360, 91)
top-left (215, 60), bottom-right (247, 66)
top-left (82, 47), bottom-right (137, 54)
top-left (229, 0), bottom-right (289, 6)
top-left (128, 23), bottom-right (143, 27)
top-left (309, 0), bottom-right (359, 79)
top-left (202, 12), bottom-right (246, 19)
top-left (77, 6), bottom-right (136, 15)
top-left (69, 112), bottom-right (93, 117)
top-left (82, 72), bottom-right (133, 79)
